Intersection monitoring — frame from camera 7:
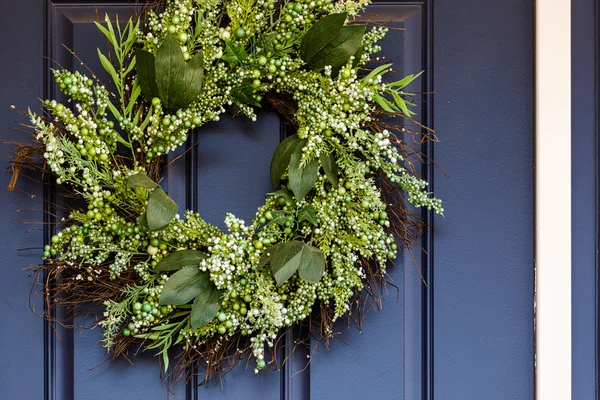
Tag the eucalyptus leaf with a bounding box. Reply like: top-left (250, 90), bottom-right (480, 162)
top-left (230, 80), bottom-right (261, 107)
top-left (221, 40), bottom-right (247, 66)
top-left (191, 277), bottom-right (222, 329)
top-left (159, 266), bottom-right (205, 305)
top-left (319, 152), bottom-right (339, 187)
top-left (154, 249), bottom-right (208, 272)
top-left (135, 48), bottom-right (160, 101)
top-left (288, 144), bottom-right (318, 201)
top-left (270, 240), bottom-right (304, 285)
top-left (298, 206), bottom-right (318, 226)
top-left (297, 244), bottom-right (325, 283)
top-left (146, 187), bottom-right (178, 231)
top-left (269, 135), bottom-right (303, 189)
top-left (126, 173), bottom-right (159, 189)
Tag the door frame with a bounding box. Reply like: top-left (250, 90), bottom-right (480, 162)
top-left (536, 0), bottom-right (572, 398)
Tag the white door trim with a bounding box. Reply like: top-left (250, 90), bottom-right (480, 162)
top-left (535, 0), bottom-right (572, 398)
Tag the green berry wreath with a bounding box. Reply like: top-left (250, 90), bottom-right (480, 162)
top-left (15, 0), bottom-right (442, 381)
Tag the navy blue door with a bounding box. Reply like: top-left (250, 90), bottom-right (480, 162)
top-left (0, 1), bottom-right (534, 399)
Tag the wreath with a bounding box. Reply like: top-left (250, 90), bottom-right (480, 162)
top-left (14, 0), bottom-right (442, 382)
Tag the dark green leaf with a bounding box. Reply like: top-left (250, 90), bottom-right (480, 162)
top-left (269, 135), bottom-right (303, 189)
top-left (319, 152), bottom-right (338, 187)
top-left (146, 187), bottom-right (178, 231)
top-left (298, 206), bottom-right (318, 226)
top-left (307, 25), bottom-right (365, 71)
top-left (297, 244), bottom-right (325, 283)
top-left (270, 240), bottom-right (304, 285)
top-left (265, 210), bottom-right (289, 227)
top-left (155, 34), bottom-right (185, 110)
top-left (126, 173), bottom-right (159, 189)
top-left (221, 40), bottom-right (247, 66)
top-left (137, 214), bottom-right (149, 231)
top-left (230, 80), bottom-right (261, 107)
top-left (270, 241), bottom-right (326, 285)
top-left (300, 13), bottom-right (365, 71)
top-left (259, 244), bottom-right (280, 267)
top-left (267, 187), bottom-right (294, 202)
top-left (191, 277), bottom-right (222, 329)
top-left (178, 50), bottom-right (204, 108)
top-left (159, 266), bottom-right (204, 305)
top-left (154, 249), bottom-right (208, 272)
top-left (300, 13), bottom-right (347, 66)
top-left (135, 49), bottom-right (160, 101)
top-left (288, 144), bottom-right (318, 201)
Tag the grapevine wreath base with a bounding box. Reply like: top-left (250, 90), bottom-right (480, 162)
top-left (11, 0), bottom-right (442, 383)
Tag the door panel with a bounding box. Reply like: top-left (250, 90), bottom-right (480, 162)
top-left (0, 0), bottom-right (535, 399)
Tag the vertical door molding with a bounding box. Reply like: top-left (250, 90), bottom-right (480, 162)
top-left (536, 0), bottom-right (572, 398)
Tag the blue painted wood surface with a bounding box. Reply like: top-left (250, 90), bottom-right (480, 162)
top-left (0, 1), bottom-right (538, 399)
top-left (572, 0), bottom-right (598, 398)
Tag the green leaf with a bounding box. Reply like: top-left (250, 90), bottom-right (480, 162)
top-left (298, 206), bottom-right (318, 226)
top-left (300, 13), bottom-right (365, 71)
top-left (97, 50), bottom-right (119, 86)
top-left (221, 40), bottom-right (247, 66)
top-left (191, 280), bottom-right (222, 329)
top-left (270, 241), bottom-right (326, 285)
top-left (319, 152), bottom-right (338, 187)
top-left (230, 80), bottom-right (261, 107)
top-left (372, 93), bottom-right (399, 113)
top-left (387, 71), bottom-right (423, 89)
top-left (146, 187), bottom-right (178, 231)
top-left (270, 240), bottom-right (304, 285)
top-left (135, 49), bottom-right (160, 102)
top-left (300, 13), bottom-right (347, 65)
top-left (288, 144), bottom-right (318, 201)
top-left (269, 135), bottom-right (303, 189)
top-left (126, 172), bottom-right (159, 189)
top-left (362, 63), bottom-right (393, 83)
top-left (265, 210), bottom-right (289, 227)
top-left (178, 50), bottom-right (204, 108)
top-left (154, 249), bottom-right (208, 272)
top-left (159, 266), bottom-right (205, 305)
top-left (259, 244), bottom-right (280, 267)
top-left (137, 214), bottom-right (149, 231)
top-left (267, 187), bottom-right (294, 202)
top-left (297, 244), bottom-right (325, 283)
top-left (155, 34), bottom-right (204, 111)
top-left (155, 34), bottom-right (184, 109)
top-left (126, 80), bottom-right (142, 116)
top-left (390, 90), bottom-right (416, 117)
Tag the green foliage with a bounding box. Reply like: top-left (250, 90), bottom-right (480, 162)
top-left (154, 249), bottom-right (208, 272)
top-left (268, 240), bottom-right (326, 285)
top-left (146, 188), bottom-right (178, 231)
top-left (269, 134), bottom-right (303, 189)
top-left (138, 34), bottom-right (205, 111)
top-left (288, 143), bottom-right (318, 201)
top-left (27, 0), bottom-right (446, 379)
top-left (300, 13), bottom-right (365, 71)
top-left (221, 40), bottom-right (247, 66)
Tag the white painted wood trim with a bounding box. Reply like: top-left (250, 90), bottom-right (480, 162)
top-left (535, 0), bottom-right (572, 398)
